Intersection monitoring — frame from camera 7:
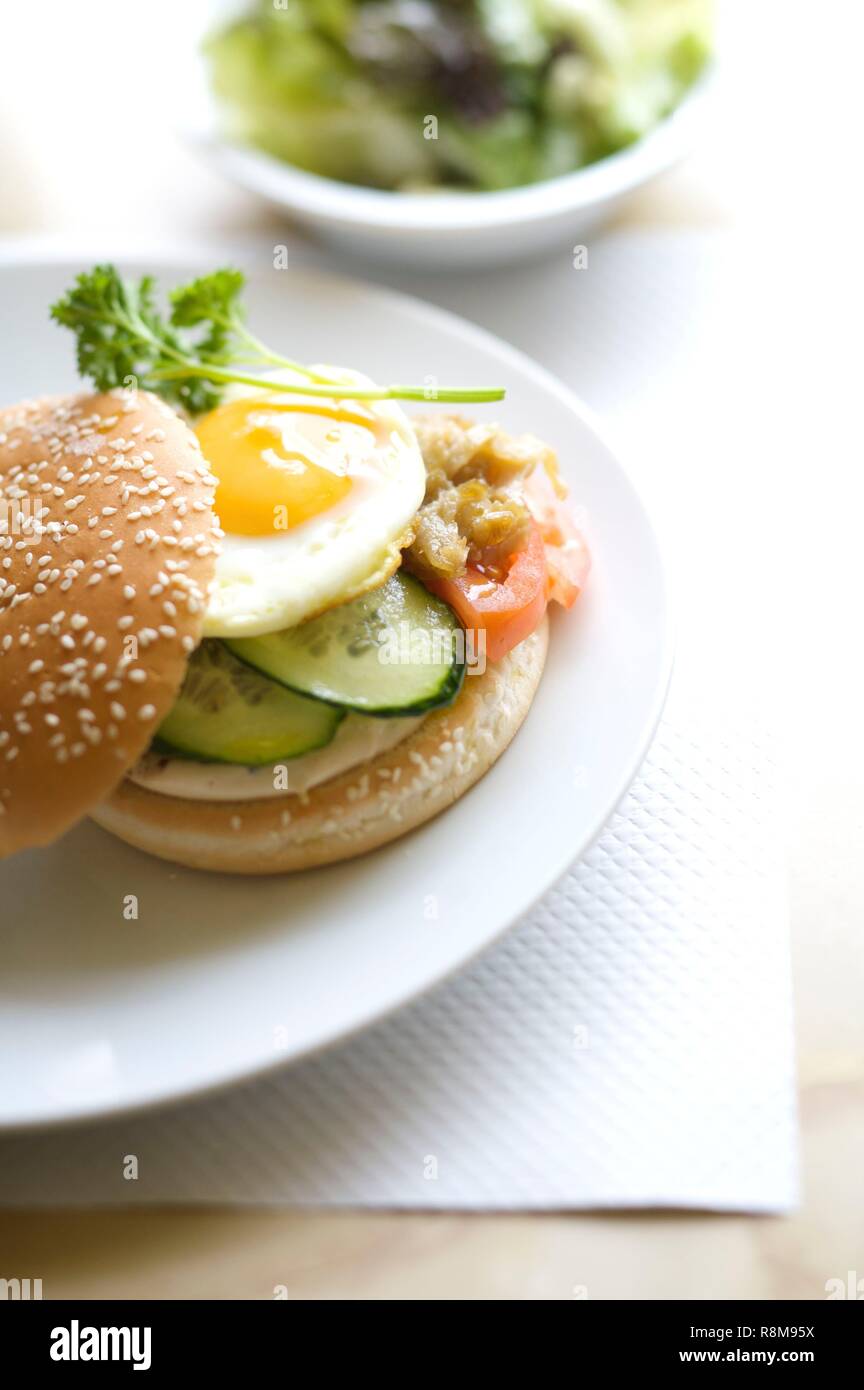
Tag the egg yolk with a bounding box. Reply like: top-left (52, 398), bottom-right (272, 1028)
top-left (195, 398), bottom-right (382, 537)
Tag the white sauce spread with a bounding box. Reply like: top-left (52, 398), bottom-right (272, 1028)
top-left (129, 712), bottom-right (423, 803)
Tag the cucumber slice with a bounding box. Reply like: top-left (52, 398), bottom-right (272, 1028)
top-left (226, 572), bottom-right (465, 717)
top-left (156, 640), bottom-right (342, 765)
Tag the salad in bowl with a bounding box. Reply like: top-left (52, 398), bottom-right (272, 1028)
top-left (206, 0), bottom-right (713, 194)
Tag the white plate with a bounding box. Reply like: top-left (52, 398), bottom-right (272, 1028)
top-left (0, 256), bottom-right (671, 1129)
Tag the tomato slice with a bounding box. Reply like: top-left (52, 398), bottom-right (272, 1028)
top-left (418, 468), bottom-right (590, 663)
top-left (525, 464), bottom-right (591, 609)
top-left (424, 521), bottom-right (548, 664)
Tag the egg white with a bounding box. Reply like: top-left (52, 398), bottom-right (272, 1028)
top-left (202, 368), bottom-right (426, 638)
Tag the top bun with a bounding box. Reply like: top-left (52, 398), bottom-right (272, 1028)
top-left (0, 389), bottom-right (220, 857)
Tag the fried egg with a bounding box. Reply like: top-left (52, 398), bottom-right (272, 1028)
top-left (198, 368), bottom-right (426, 638)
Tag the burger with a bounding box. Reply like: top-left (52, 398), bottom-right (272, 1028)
top-left (0, 267), bottom-right (589, 874)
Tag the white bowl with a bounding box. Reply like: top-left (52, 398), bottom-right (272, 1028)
top-left (185, 69), bottom-right (715, 270)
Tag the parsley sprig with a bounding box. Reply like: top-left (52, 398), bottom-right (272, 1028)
top-left (50, 265), bottom-right (505, 413)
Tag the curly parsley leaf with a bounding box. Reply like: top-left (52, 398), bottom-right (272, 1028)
top-left (169, 268), bottom-right (246, 366)
top-left (51, 264), bottom-right (505, 411)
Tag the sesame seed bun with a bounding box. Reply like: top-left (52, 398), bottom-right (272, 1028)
top-left (0, 390), bottom-right (219, 857)
top-left (91, 619), bottom-right (548, 875)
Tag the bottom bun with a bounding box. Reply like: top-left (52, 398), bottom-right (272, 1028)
top-left (91, 619), bottom-right (548, 875)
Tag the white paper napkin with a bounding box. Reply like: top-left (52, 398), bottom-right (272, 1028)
top-left (0, 683), bottom-right (796, 1210)
top-left (0, 230), bottom-right (798, 1210)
